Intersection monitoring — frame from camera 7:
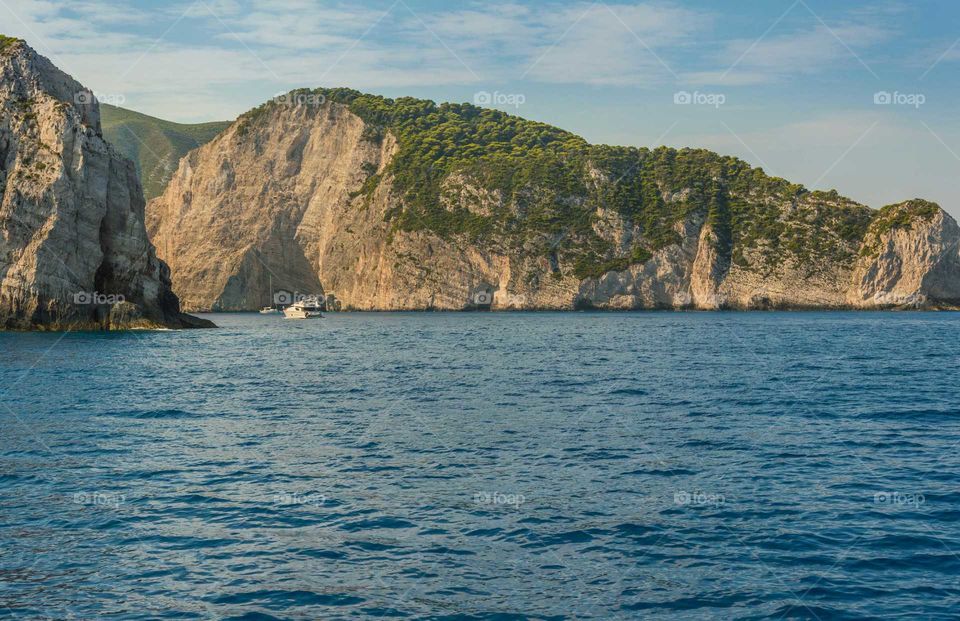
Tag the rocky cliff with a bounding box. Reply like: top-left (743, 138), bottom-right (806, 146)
top-left (850, 200), bottom-right (960, 309)
top-left (0, 38), bottom-right (213, 329)
top-left (147, 88), bottom-right (960, 311)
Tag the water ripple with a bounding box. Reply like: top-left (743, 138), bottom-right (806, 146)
top-left (1, 311), bottom-right (959, 619)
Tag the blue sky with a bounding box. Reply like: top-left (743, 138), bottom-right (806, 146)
top-left (3, 0), bottom-right (960, 217)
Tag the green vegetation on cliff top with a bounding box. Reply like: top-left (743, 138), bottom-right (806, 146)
top-left (236, 88), bottom-right (930, 279)
top-left (859, 199), bottom-right (941, 257)
top-left (101, 105), bottom-right (231, 200)
top-left (0, 35), bottom-right (22, 55)
top-left (871, 199), bottom-right (940, 234)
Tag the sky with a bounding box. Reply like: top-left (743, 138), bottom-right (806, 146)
top-left (3, 0), bottom-right (960, 217)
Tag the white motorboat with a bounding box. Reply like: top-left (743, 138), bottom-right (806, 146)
top-left (283, 297), bottom-right (324, 319)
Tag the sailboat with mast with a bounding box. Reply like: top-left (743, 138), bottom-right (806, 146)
top-left (260, 275), bottom-right (281, 314)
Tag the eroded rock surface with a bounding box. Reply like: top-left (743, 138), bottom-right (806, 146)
top-left (0, 39), bottom-right (212, 329)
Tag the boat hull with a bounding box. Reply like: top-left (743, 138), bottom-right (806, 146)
top-left (283, 309), bottom-right (323, 319)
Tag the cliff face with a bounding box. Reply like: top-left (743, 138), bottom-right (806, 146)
top-left (147, 90), bottom-right (960, 312)
top-left (850, 201), bottom-right (960, 309)
top-left (147, 102), bottom-right (388, 311)
top-left (0, 39), bottom-right (213, 329)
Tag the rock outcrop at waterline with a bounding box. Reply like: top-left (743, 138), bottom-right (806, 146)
top-left (0, 38), bottom-right (213, 330)
top-left (147, 88), bottom-right (960, 312)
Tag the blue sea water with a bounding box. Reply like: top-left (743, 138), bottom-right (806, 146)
top-left (1, 311), bottom-right (959, 620)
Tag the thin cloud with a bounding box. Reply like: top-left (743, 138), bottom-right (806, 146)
top-left (216, 4), bottom-right (388, 49)
top-left (64, 1), bottom-right (153, 25)
top-left (706, 23), bottom-right (890, 85)
top-left (519, 3), bottom-right (712, 85)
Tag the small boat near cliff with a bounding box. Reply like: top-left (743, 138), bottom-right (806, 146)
top-left (260, 277), bottom-right (282, 315)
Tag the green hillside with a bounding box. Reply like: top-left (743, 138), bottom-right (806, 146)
top-left (238, 89), bottom-right (875, 278)
top-left (101, 105), bottom-right (231, 199)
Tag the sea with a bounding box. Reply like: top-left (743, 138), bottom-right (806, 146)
top-left (1, 311), bottom-right (959, 620)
